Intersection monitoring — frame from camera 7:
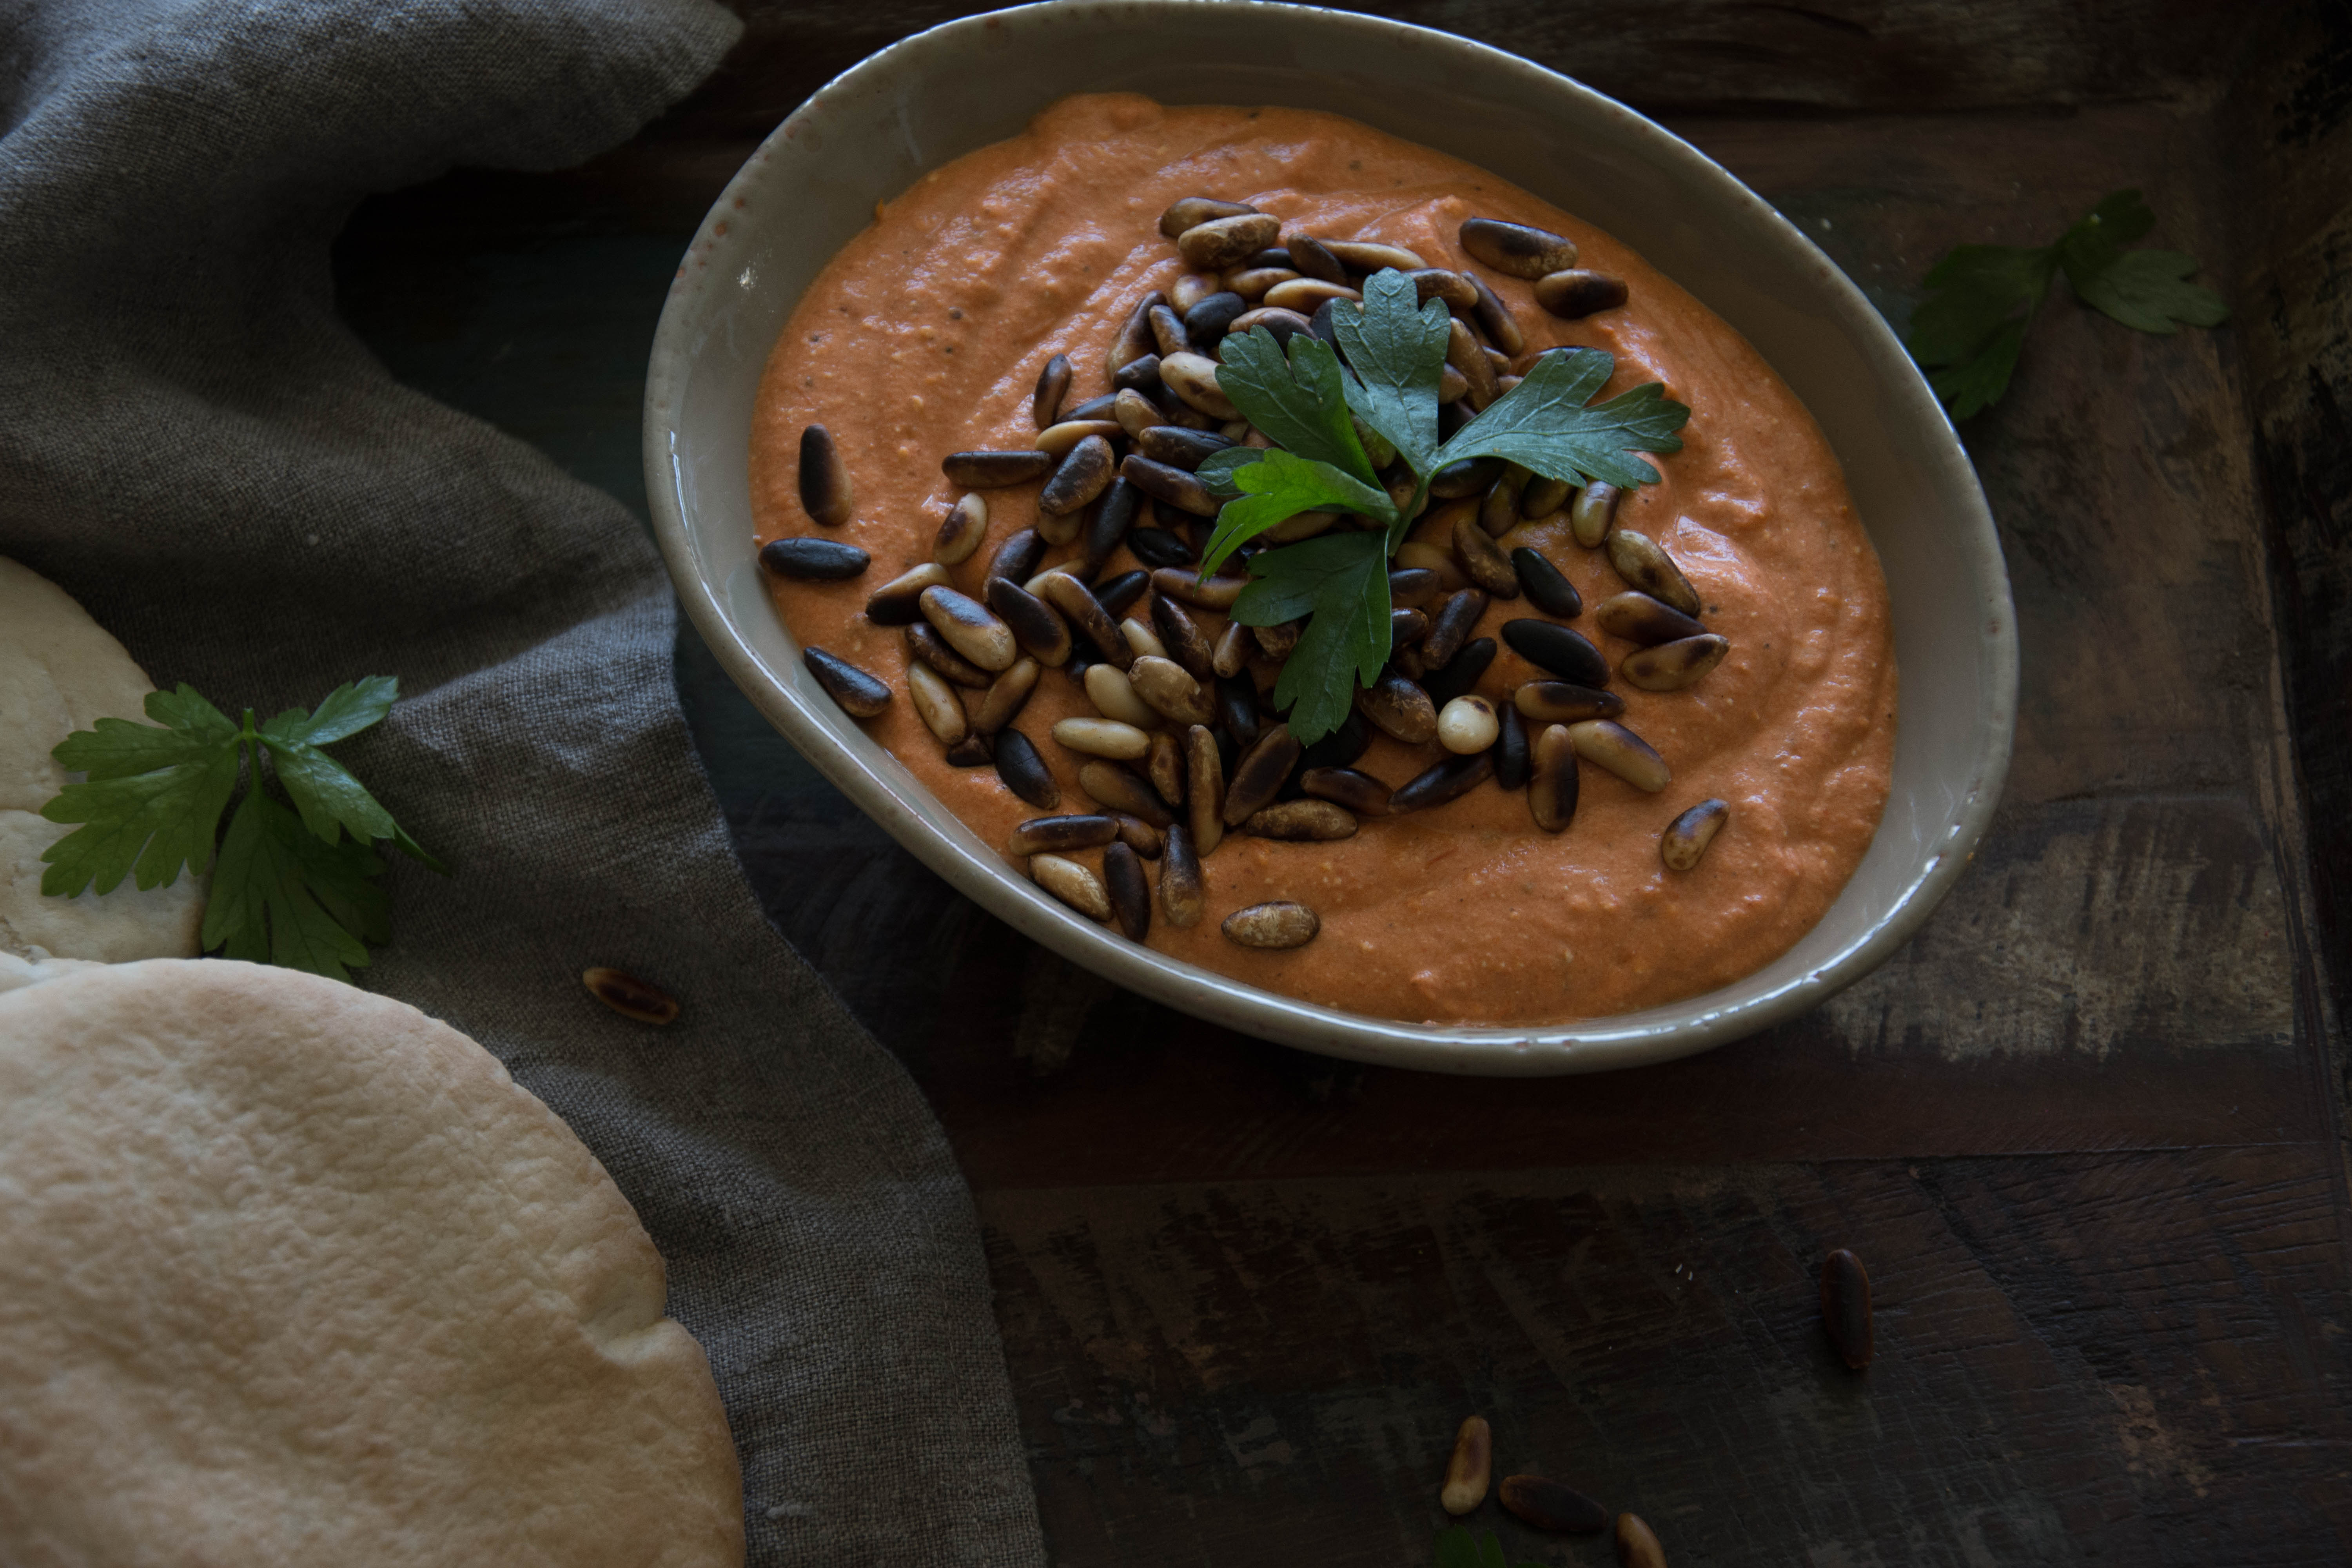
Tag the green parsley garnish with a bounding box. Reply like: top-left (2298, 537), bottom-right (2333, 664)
top-left (1906, 189), bottom-right (2226, 419)
top-left (1196, 268), bottom-right (1690, 743)
top-left (38, 678), bottom-right (446, 980)
top-left (1436, 1525), bottom-right (1543, 1568)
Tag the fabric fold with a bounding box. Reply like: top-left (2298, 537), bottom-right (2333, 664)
top-left (0, 2), bottom-right (1044, 1562)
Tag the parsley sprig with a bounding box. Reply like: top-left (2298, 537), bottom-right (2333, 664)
top-left (1436, 1526), bottom-right (1542, 1568)
top-left (1196, 269), bottom-right (1690, 742)
top-left (39, 678), bottom-right (445, 980)
top-left (1906, 189), bottom-right (2226, 419)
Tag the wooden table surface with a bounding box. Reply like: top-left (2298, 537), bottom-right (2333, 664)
top-left (334, 2), bottom-right (2352, 1560)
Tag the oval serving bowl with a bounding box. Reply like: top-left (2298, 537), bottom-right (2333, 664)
top-left (643, 0), bottom-right (2016, 1076)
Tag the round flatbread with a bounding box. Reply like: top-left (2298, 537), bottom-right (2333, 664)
top-left (0, 949), bottom-right (105, 996)
top-left (0, 557), bottom-right (203, 962)
top-left (0, 808), bottom-right (205, 964)
top-left (0, 960), bottom-right (744, 1567)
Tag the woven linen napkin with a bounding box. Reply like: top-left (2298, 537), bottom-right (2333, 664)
top-left (0, 2), bottom-right (1044, 1562)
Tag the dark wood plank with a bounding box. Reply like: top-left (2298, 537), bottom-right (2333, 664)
top-left (1681, 102), bottom-right (2277, 808)
top-left (2227, 1), bottom-right (2352, 1114)
top-left (984, 1150), bottom-right (2352, 1565)
top-left (671, 0), bottom-right (2259, 142)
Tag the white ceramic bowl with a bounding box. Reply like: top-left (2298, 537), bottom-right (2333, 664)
top-left (644, 0), bottom-right (2016, 1075)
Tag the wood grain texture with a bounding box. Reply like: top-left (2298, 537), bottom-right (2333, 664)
top-left (1814, 797), bottom-right (2293, 1062)
top-left (904, 795), bottom-right (2318, 1191)
top-left (670, 0), bottom-right (2260, 139)
top-left (985, 1153), bottom-right (2352, 1565)
top-left (2228, 2), bottom-right (2352, 1151)
top-left (325, 5), bottom-right (2352, 1560)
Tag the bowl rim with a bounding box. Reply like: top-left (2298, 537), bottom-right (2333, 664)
top-left (642, 0), bottom-right (2018, 1076)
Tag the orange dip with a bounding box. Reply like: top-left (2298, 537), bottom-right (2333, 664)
top-left (748, 94), bottom-right (1896, 1025)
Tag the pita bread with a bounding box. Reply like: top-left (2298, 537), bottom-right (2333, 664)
top-left (0, 960), bottom-right (744, 1567)
top-left (0, 809), bottom-right (206, 964)
top-left (0, 949), bottom-right (105, 995)
top-left (0, 557), bottom-right (203, 961)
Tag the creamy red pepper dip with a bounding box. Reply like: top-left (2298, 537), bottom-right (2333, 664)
top-left (748, 94), bottom-right (1896, 1025)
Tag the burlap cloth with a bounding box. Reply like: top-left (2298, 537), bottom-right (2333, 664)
top-left (0, 2), bottom-right (1045, 1561)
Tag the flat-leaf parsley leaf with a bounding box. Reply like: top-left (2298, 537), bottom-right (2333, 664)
top-left (1213, 327), bottom-right (1379, 482)
top-left (1435, 1526), bottom-right (1544, 1568)
top-left (39, 679), bottom-right (444, 980)
top-left (1906, 189), bottom-right (2225, 419)
top-left (1232, 530), bottom-right (1395, 744)
top-left (1199, 267), bottom-right (1690, 743)
top-left (1333, 269), bottom-right (1452, 475)
top-left (1431, 344), bottom-right (1689, 491)
top-left (1198, 447), bottom-right (1394, 578)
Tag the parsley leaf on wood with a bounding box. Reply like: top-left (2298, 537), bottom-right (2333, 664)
top-left (1433, 345), bottom-right (1690, 490)
top-left (1906, 244), bottom-right (2056, 417)
top-left (1231, 530), bottom-right (1394, 744)
top-left (1906, 188), bottom-right (2225, 418)
top-left (39, 677), bottom-right (442, 980)
top-left (1922, 316), bottom-right (2031, 422)
top-left (1435, 1526), bottom-right (1543, 1568)
top-left (2054, 194), bottom-right (2228, 335)
top-left (2051, 188), bottom-right (2155, 283)
top-left (2071, 247), bottom-right (2229, 335)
